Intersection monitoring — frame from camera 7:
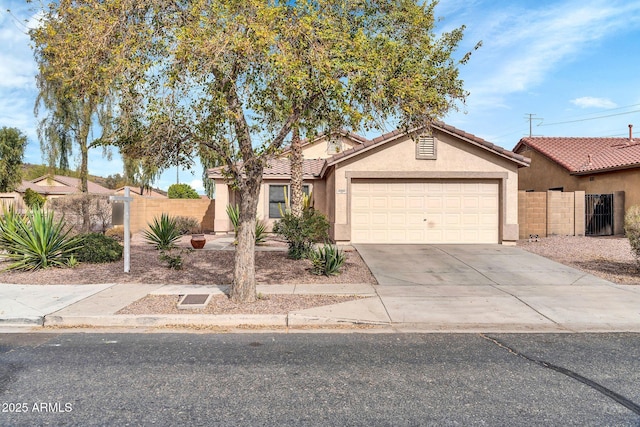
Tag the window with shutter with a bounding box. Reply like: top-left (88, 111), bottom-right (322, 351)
top-left (416, 135), bottom-right (437, 159)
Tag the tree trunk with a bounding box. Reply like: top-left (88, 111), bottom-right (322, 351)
top-left (79, 123), bottom-right (91, 232)
top-left (289, 126), bottom-right (304, 218)
top-left (230, 166), bottom-right (262, 303)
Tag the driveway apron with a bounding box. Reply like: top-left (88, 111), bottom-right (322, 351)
top-left (354, 244), bottom-right (640, 331)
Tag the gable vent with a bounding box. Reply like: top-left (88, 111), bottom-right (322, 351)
top-left (416, 135), bottom-right (437, 159)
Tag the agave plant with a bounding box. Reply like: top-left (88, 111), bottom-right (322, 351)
top-left (143, 213), bottom-right (181, 250)
top-left (0, 207), bottom-right (82, 271)
top-left (309, 244), bottom-right (346, 276)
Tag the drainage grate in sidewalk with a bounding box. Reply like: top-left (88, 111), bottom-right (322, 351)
top-left (177, 294), bottom-right (212, 310)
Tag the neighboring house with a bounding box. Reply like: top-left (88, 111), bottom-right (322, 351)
top-left (27, 175), bottom-right (114, 199)
top-left (114, 186), bottom-right (168, 198)
top-left (0, 175), bottom-right (114, 211)
top-left (514, 129), bottom-right (640, 211)
top-left (209, 123), bottom-right (530, 245)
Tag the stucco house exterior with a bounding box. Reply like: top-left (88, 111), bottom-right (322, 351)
top-left (0, 175), bottom-right (114, 211)
top-left (209, 122), bottom-right (530, 245)
top-left (513, 129), bottom-right (640, 212)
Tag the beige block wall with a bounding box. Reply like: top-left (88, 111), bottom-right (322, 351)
top-left (518, 190), bottom-right (586, 238)
top-left (130, 198), bottom-right (215, 234)
top-left (518, 191), bottom-right (547, 239)
top-left (547, 191), bottom-right (575, 235)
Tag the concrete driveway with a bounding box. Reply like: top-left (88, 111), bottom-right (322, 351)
top-left (355, 244), bottom-right (640, 331)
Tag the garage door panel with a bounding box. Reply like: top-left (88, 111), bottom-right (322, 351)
top-left (352, 180), bottom-right (498, 244)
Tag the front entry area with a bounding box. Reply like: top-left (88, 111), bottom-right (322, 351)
top-left (351, 180), bottom-right (499, 244)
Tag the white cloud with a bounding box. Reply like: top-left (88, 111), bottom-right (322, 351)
top-left (570, 97), bottom-right (617, 109)
top-left (459, 0), bottom-right (640, 105)
top-left (190, 179), bottom-right (205, 193)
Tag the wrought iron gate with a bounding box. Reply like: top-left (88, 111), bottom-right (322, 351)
top-left (585, 194), bottom-right (613, 236)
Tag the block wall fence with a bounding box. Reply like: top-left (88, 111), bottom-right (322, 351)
top-left (518, 190), bottom-right (585, 239)
top-left (128, 198), bottom-right (215, 234)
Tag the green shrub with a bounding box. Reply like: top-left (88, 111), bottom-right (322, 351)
top-left (0, 207), bottom-right (81, 270)
top-left (22, 188), bottom-right (45, 210)
top-left (273, 208), bottom-right (330, 259)
top-left (144, 213), bottom-right (181, 250)
top-left (174, 216), bottom-right (200, 235)
top-left (74, 233), bottom-right (123, 263)
top-left (159, 249), bottom-right (184, 270)
top-left (625, 205), bottom-right (640, 263)
top-left (167, 183), bottom-right (200, 199)
top-left (309, 244), bottom-right (346, 276)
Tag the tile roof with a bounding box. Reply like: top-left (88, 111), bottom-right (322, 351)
top-left (208, 122), bottom-right (531, 180)
top-left (28, 175), bottom-right (114, 195)
top-left (325, 121), bottom-right (530, 168)
top-left (208, 159), bottom-right (325, 179)
top-left (279, 130), bottom-right (369, 155)
top-left (514, 137), bottom-right (640, 174)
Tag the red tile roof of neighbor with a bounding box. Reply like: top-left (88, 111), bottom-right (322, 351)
top-left (514, 137), bottom-right (640, 174)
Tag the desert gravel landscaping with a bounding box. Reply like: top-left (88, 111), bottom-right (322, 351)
top-left (0, 235), bottom-right (377, 286)
top-left (518, 235), bottom-right (639, 285)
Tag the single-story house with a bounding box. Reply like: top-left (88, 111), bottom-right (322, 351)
top-left (209, 122), bottom-right (531, 245)
top-left (0, 175), bottom-right (114, 211)
top-left (513, 127), bottom-right (640, 210)
top-left (114, 186), bottom-right (167, 198)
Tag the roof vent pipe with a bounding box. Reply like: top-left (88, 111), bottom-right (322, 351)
top-left (588, 154), bottom-right (592, 165)
top-left (629, 124), bottom-right (634, 143)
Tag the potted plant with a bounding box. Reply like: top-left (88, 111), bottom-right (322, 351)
top-left (190, 229), bottom-right (206, 249)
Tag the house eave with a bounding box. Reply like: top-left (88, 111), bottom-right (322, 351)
top-left (571, 163), bottom-right (640, 176)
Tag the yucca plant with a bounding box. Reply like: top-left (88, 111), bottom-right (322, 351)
top-left (255, 219), bottom-right (268, 244)
top-left (309, 244), bottom-right (346, 276)
top-left (0, 207), bottom-right (82, 271)
top-left (226, 204), bottom-right (240, 235)
top-left (227, 204), bottom-right (269, 244)
top-left (0, 204), bottom-right (23, 252)
top-left (143, 213), bottom-right (181, 250)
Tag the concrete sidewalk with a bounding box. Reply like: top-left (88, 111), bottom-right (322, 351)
top-left (1, 244), bottom-right (639, 332)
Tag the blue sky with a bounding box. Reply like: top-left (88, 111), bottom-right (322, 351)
top-left (1, 0), bottom-right (640, 191)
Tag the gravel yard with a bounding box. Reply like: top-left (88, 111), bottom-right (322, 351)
top-left (518, 235), bottom-right (640, 285)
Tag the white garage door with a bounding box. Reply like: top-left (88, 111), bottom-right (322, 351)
top-left (351, 180), bottom-right (499, 244)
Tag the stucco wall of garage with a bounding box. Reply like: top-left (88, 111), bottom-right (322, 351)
top-left (330, 131), bottom-right (521, 243)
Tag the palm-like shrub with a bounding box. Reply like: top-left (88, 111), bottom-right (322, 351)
top-left (0, 207), bottom-right (82, 270)
top-left (144, 213), bottom-right (181, 250)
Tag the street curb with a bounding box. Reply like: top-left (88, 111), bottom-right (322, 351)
top-left (42, 314), bottom-right (390, 329)
top-left (44, 314), bottom-right (289, 328)
top-left (0, 317), bottom-right (44, 326)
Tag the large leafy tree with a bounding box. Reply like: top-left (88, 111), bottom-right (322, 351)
top-left (30, 0), bottom-right (153, 231)
top-left (60, 0), bottom-right (474, 302)
top-left (0, 127), bottom-right (28, 192)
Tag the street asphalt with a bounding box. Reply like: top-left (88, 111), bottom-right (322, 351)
top-left (1, 243), bottom-right (639, 332)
